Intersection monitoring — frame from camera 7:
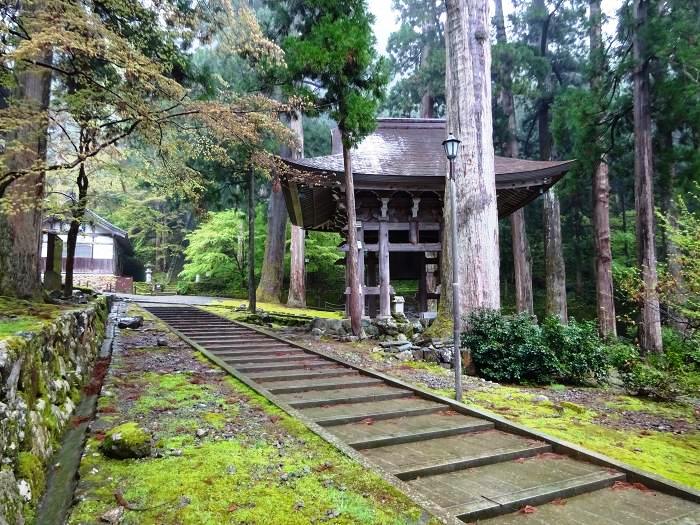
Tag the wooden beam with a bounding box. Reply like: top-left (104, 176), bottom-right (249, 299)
top-left (359, 222), bottom-right (440, 231)
top-left (340, 242), bottom-right (442, 252)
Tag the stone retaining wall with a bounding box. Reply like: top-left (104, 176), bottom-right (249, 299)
top-left (0, 296), bottom-right (110, 524)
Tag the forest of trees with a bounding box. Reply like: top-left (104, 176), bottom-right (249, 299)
top-left (1, 0), bottom-right (699, 361)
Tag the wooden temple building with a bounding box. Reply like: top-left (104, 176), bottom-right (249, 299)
top-left (281, 118), bottom-right (573, 318)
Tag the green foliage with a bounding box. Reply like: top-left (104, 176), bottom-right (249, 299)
top-left (280, 0), bottom-right (388, 149)
top-left (383, 0), bottom-right (445, 117)
top-left (658, 192), bottom-right (700, 331)
top-left (179, 209), bottom-right (250, 295)
top-left (607, 330), bottom-right (699, 400)
top-left (463, 310), bottom-right (559, 385)
top-left (541, 316), bottom-right (609, 384)
top-left (464, 310), bottom-right (609, 386)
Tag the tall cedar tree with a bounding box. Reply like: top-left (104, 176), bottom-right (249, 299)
top-left (494, 0), bottom-right (534, 315)
top-left (385, 0), bottom-right (445, 118)
top-left (0, 0), bottom-right (52, 299)
top-left (632, 0), bottom-right (662, 351)
top-left (283, 0), bottom-right (388, 336)
top-left (529, 0), bottom-right (568, 322)
top-left (441, 0), bottom-right (500, 325)
top-left (589, 0), bottom-right (616, 336)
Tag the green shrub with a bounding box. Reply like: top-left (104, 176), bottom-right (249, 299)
top-left (463, 310), bottom-right (559, 385)
top-left (606, 335), bottom-right (697, 400)
top-left (542, 317), bottom-right (609, 384)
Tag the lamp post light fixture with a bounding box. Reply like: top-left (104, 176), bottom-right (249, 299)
top-left (442, 132), bottom-right (463, 402)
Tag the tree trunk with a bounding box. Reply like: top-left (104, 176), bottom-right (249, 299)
top-left (441, 0), bottom-right (500, 327)
top-left (589, 0), bottom-right (616, 337)
top-left (287, 110), bottom-right (307, 307)
top-left (632, 0), bottom-right (662, 352)
top-left (544, 188), bottom-right (568, 321)
top-left (510, 209), bottom-right (534, 314)
top-left (343, 144), bottom-right (363, 336)
top-left (495, 0), bottom-right (533, 315)
top-left (593, 160), bottom-right (617, 336)
top-left (64, 162), bottom-right (89, 297)
top-left (255, 189), bottom-right (287, 303)
top-left (0, 46), bottom-right (52, 299)
top-left (248, 165), bottom-right (256, 312)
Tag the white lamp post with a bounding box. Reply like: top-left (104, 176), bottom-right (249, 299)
top-left (442, 133), bottom-right (463, 402)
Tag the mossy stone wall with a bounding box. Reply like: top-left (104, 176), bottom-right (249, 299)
top-left (0, 296), bottom-right (109, 524)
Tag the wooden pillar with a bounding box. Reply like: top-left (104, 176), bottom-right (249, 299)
top-left (409, 221), bottom-right (419, 244)
top-left (367, 252), bottom-right (378, 317)
top-left (418, 253), bottom-right (428, 312)
top-left (379, 220), bottom-right (391, 317)
top-left (357, 221), bottom-right (366, 317)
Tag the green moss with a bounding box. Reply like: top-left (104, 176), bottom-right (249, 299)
top-left (208, 300), bottom-right (344, 320)
top-left (70, 371), bottom-right (439, 525)
top-left (100, 422), bottom-right (152, 459)
top-left (0, 296), bottom-right (66, 339)
top-left (464, 386), bottom-right (700, 489)
top-left (133, 373), bottom-right (217, 414)
top-left (16, 452), bottom-right (45, 502)
top-left (422, 311), bottom-right (452, 338)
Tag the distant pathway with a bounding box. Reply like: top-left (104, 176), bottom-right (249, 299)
top-left (146, 305), bottom-right (700, 524)
top-left (112, 292), bottom-right (218, 306)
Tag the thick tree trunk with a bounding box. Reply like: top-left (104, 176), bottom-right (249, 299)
top-left (495, 0), bottom-right (533, 315)
top-left (0, 47), bottom-right (52, 299)
top-left (343, 144), bottom-right (363, 336)
top-left (255, 189), bottom-right (287, 302)
top-left (440, 0), bottom-right (500, 327)
top-left (593, 160), bottom-right (617, 336)
top-left (589, 0), bottom-right (616, 337)
top-left (248, 165), bottom-right (256, 312)
top-left (64, 163), bottom-right (89, 297)
top-left (287, 110), bottom-right (307, 307)
top-left (632, 0), bottom-right (662, 352)
top-left (543, 188), bottom-right (568, 321)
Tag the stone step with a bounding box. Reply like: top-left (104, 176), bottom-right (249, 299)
top-left (235, 360), bottom-right (338, 373)
top-left (224, 354), bottom-right (315, 365)
top-left (203, 343), bottom-right (291, 351)
top-left (279, 385), bottom-right (413, 409)
top-left (409, 454), bottom-right (623, 522)
top-left (246, 368), bottom-right (358, 383)
top-left (360, 430), bottom-right (551, 480)
top-left (478, 482), bottom-right (700, 525)
top-left (301, 397), bottom-right (444, 426)
top-left (207, 349), bottom-right (307, 358)
top-left (327, 411), bottom-right (493, 450)
top-left (262, 377), bottom-right (383, 394)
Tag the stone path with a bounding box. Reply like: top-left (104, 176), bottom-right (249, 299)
top-left (145, 305), bottom-right (700, 524)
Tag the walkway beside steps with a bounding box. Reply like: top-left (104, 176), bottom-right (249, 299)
top-left (144, 305), bottom-right (700, 524)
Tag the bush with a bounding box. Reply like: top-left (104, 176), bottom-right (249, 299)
top-left (541, 317), bottom-right (609, 384)
top-left (463, 310), bottom-right (559, 385)
top-left (606, 335), bottom-right (697, 400)
top-left (463, 310), bottom-right (610, 386)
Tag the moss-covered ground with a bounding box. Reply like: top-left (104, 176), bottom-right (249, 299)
top-left (0, 296), bottom-right (68, 339)
top-left (291, 333), bottom-right (700, 491)
top-left (211, 299), bottom-right (343, 319)
top-left (68, 307), bottom-right (438, 525)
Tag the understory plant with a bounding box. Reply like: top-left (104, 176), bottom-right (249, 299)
top-left (608, 329), bottom-right (700, 400)
top-left (462, 310), bottom-right (608, 386)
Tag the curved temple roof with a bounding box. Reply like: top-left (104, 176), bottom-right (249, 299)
top-left (282, 118), bottom-right (573, 230)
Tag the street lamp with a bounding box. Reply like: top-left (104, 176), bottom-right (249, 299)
top-left (442, 132), bottom-right (463, 402)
